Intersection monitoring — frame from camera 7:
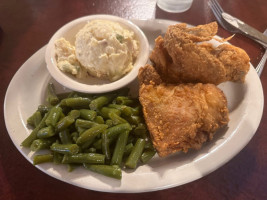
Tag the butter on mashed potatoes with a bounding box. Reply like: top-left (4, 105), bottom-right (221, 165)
top-left (54, 19), bottom-right (139, 81)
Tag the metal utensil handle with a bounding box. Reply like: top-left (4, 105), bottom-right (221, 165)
top-left (239, 23), bottom-right (267, 47)
top-left (222, 13), bottom-right (267, 48)
top-left (255, 29), bottom-right (267, 76)
top-left (256, 49), bottom-right (267, 76)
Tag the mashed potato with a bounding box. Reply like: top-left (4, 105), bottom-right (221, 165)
top-left (54, 38), bottom-right (82, 77)
top-left (55, 20), bottom-right (139, 81)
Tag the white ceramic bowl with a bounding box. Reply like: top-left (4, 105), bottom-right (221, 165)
top-left (45, 15), bottom-right (149, 93)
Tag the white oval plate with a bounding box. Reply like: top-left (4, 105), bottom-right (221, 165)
top-left (4, 19), bottom-right (264, 193)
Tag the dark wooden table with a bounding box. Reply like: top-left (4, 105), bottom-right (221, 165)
top-left (1, 0), bottom-right (267, 199)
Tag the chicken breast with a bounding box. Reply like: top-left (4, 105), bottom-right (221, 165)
top-left (138, 65), bottom-right (229, 157)
top-left (150, 22), bottom-right (250, 85)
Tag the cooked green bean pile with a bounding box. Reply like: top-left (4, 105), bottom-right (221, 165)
top-left (21, 83), bottom-right (156, 180)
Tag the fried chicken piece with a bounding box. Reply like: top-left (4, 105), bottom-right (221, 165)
top-left (138, 65), bottom-right (229, 157)
top-left (138, 64), bottom-right (162, 85)
top-left (150, 22), bottom-right (250, 85)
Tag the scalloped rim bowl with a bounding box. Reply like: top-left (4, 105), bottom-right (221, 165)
top-left (45, 15), bottom-right (149, 93)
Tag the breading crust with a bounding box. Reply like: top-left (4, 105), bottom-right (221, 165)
top-left (150, 22), bottom-right (250, 85)
top-left (138, 65), bottom-right (229, 157)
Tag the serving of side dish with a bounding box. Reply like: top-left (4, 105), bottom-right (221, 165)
top-left (4, 19), bottom-right (264, 193)
top-left (45, 15), bottom-right (149, 93)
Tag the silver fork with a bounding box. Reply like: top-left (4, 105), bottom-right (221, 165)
top-left (209, 0), bottom-right (267, 76)
top-left (208, 0), bottom-right (238, 33)
top-left (256, 29), bottom-right (267, 76)
top-left (209, 0), bottom-right (266, 47)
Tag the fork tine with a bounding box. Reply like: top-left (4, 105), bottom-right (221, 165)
top-left (210, 3), bottom-right (221, 20)
top-left (211, 5), bottom-right (224, 24)
top-left (208, 1), bottom-right (226, 29)
top-left (211, 0), bottom-right (224, 14)
top-left (208, 0), bottom-right (236, 31)
top-left (209, 0), bottom-right (223, 19)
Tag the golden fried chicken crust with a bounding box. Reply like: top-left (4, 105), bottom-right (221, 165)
top-left (138, 65), bottom-right (229, 157)
top-left (150, 22), bottom-right (250, 85)
top-left (138, 64), bottom-right (162, 85)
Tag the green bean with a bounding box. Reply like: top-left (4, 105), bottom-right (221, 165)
top-left (109, 112), bottom-right (128, 125)
top-left (100, 107), bottom-right (121, 119)
top-left (83, 164), bottom-right (122, 180)
top-left (126, 134), bottom-right (135, 145)
top-left (84, 147), bottom-right (97, 153)
top-left (59, 129), bottom-right (72, 144)
top-left (89, 94), bottom-right (116, 111)
top-left (65, 91), bottom-right (93, 99)
top-left (110, 130), bottom-right (129, 166)
top-left (115, 96), bottom-right (135, 105)
top-left (125, 138), bottom-right (145, 169)
top-left (101, 130), bottom-right (111, 160)
top-left (92, 139), bottom-right (102, 150)
top-left (53, 152), bottom-right (64, 164)
top-left (80, 141), bottom-right (93, 150)
top-left (78, 141), bottom-right (90, 150)
top-left (45, 107), bottom-right (62, 127)
top-left (108, 104), bottom-right (139, 116)
top-left (65, 91), bottom-right (92, 99)
top-left (56, 92), bottom-right (72, 100)
top-left (56, 116), bottom-right (75, 132)
top-left (38, 105), bottom-right (51, 115)
top-left (50, 143), bottom-right (79, 155)
top-left (76, 124), bottom-right (108, 146)
top-left (67, 124), bottom-right (76, 134)
top-left (126, 106), bottom-right (140, 116)
top-left (141, 150), bottom-right (156, 163)
top-left (68, 110), bottom-right (80, 119)
top-left (77, 127), bottom-right (86, 136)
top-left (144, 141), bottom-right (155, 150)
top-left (75, 119), bottom-right (99, 129)
top-left (67, 91), bottom-right (78, 98)
top-left (30, 138), bottom-right (55, 151)
top-left (36, 126), bottom-right (55, 138)
top-left (133, 126), bottom-right (149, 140)
top-left (62, 153), bottom-right (105, 164)
top-left (105, 119), bottom-right (113, 127)
top-left (21, 112), bottom-right (49, 147)
top-left (59, 112), bottom-right (66, 120)
top-left (52, 140), bottom-right (64, 165)
top-left (94, 116), bottom-right (105, 124)
top-left (33, 154), bottom-right (53, 165)
top-left (33, 111), bottom-right (42, 127)
top-left (63, 97), bottom-right (91, 108)
top-left (67, 164), bottom-right (76, 172)
top-left (46, 83), bottom-right (59, 106)
top-left (125, 115), bottom-right (142, 125)
top-left (101, 123), bottom-right (132, 161)
top-left (71, 132), bottom-right (79, 143)
top-left (133, 123), bottom-right (147, 137)
top-left (80, 109), bottom-right (97, 121)
top-left (108, 104), bottom-right (127, 112)
top-left (105, 123), bottom-right (132, 144)
top-left (27, 111), bottom-right (42, 128)
top-left (124, 143), bottom-right (134, 156)
top-left (23, 83), bottom-right (157, 179)
top-left (59, 106), bottom-right (71, 116)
